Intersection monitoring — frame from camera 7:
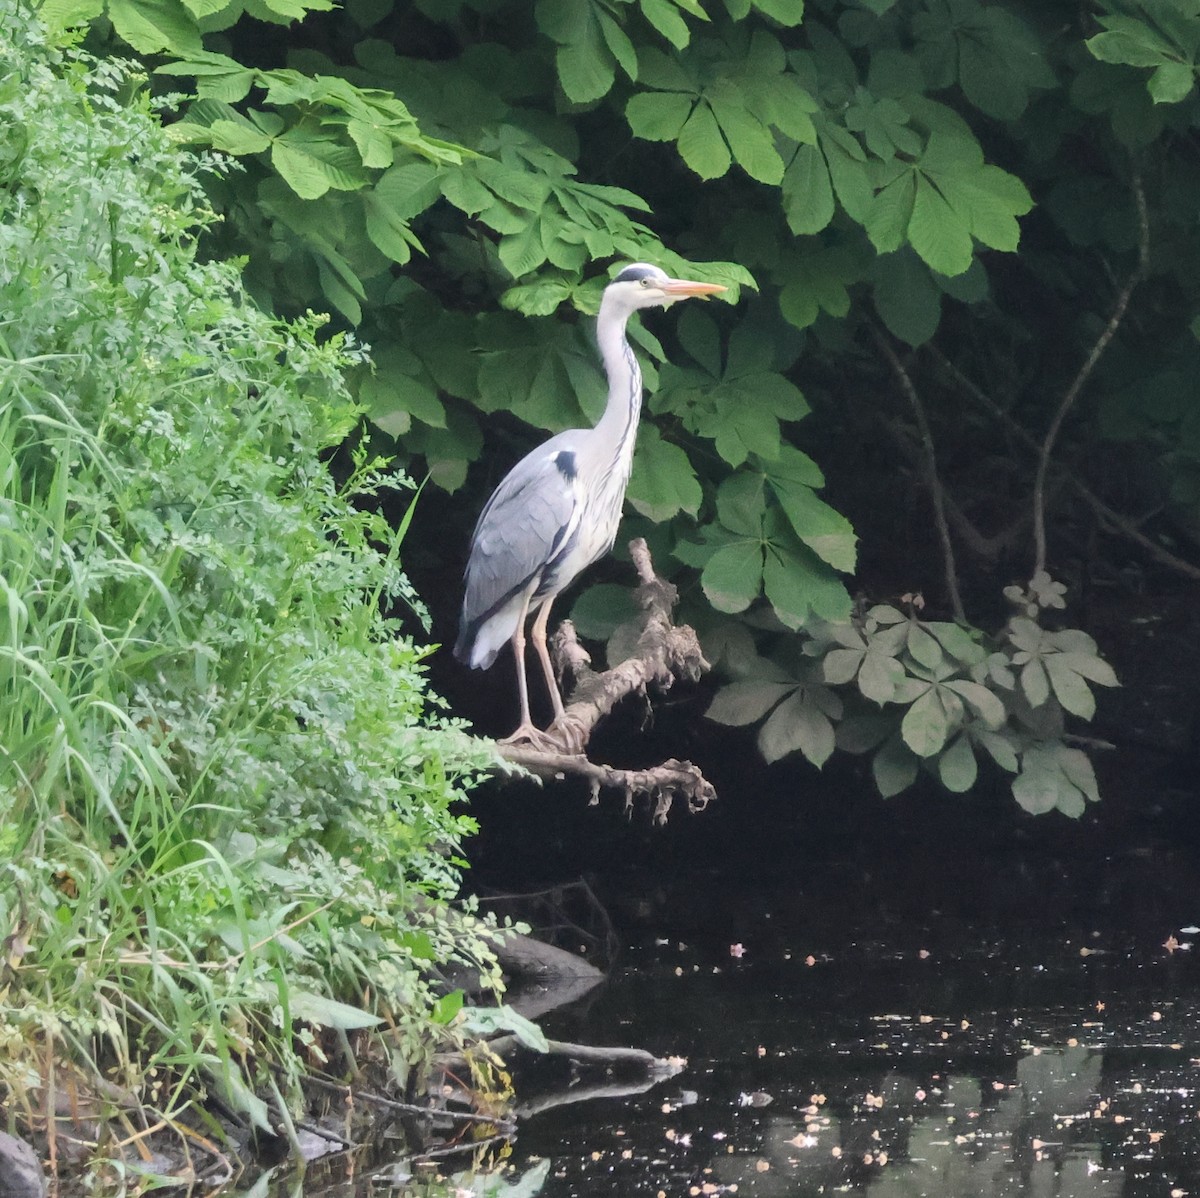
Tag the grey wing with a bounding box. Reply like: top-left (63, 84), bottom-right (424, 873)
top-left (455, 438), bottom-right (582, 659)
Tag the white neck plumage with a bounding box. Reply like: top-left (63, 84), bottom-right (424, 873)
top-left (593, 297), bottom-right (643, 477)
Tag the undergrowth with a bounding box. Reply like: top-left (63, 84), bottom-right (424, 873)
top-left (0, 1), bottom-right (501, 1175)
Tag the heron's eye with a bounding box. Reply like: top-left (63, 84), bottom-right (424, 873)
top-left (640, 277), bottom-right (651, 287)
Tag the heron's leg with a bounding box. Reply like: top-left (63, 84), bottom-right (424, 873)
top-left (529, 597), bottom-right (565, 724)
top-left (499, 592), bottom-right (538, 741)
top-left (499, 592), bottom-right (564, 748)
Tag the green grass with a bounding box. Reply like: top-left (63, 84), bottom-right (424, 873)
top-left (0, 5), bottom-right (501, 1176)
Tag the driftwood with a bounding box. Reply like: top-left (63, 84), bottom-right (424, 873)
top-left (497, 538), bottom-right (716, 822)
top-left (437, 1035), bottom-right (685, 1120)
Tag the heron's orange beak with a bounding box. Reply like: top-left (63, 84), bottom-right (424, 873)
top-left (661, 278), bottom-right (728, 299)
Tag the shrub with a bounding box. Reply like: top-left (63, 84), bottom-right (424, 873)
top-left (0, 0), bottom-right (496, 1156)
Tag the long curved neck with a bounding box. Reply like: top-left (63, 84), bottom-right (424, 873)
top-left (593, 296), bottom-right (643, 470)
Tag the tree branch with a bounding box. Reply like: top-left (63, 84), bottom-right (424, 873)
top-left (871, 326), bottom-right (967, 622)
top-left (928, 346), bottom-right (1200, 583)
top-left (1032, 173), bottom-right (1149, 579)
top-left (494, 539), bottom-right (716, 821)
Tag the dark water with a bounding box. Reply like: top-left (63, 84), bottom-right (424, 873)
top-left (236, 906), bottom-right (1200, 1198)
top-left (222, 751), bottom-right (1200, 1198)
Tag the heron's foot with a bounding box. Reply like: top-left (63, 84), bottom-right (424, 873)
top-left (499, 722), bottom-right (572, 753)
top-left (547, 713), bottom-right (588, 755)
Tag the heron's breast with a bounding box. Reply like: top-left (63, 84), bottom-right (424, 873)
top-left (537, 460), bottom-right (630, 597)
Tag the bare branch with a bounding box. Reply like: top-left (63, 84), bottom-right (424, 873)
top-left (872, 408), bottom-right (1029, 563)
top-left (929, 346), bottom-right (1200, 583)
top-left (871, 326), bottom-right (967, 622)
top-left (1032, 174), bottom-right (1149, 579)
top-left (494, 538), bottom-right (715, 819)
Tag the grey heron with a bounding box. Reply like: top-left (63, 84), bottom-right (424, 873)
top-left (454, 263), bottom-right (727, 747)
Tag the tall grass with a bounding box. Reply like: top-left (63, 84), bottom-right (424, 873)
top-left (0, 3), bottom-right (499, 1169)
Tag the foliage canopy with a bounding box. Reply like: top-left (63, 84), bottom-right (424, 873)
top-left (46, 0), bottom-right (1200, 814)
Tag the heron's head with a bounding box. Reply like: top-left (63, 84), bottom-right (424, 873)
top-left (606, 263), bottom-right (727, 312)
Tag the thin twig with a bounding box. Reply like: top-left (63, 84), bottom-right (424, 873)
top-left (1032, 174), bottom-right (1149, 578)
top-left (928, 347), bottom-right (1200, 583)
top-left (295, 1118), bottom-right (355, 1149)
top-left (872, 408), bottom-right (1028, 561)
top-left (301, 1073), bottom-right (514, 1128)
top-left (407, 1132), bottom-right (513, 1161)
top-left (871, 326), bottom-right (966, 621)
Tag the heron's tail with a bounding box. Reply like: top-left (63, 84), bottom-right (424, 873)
top-left (453, 619), bottom-right (501, 670)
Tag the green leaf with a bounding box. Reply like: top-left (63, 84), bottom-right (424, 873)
top-left (346, 117), bottom-right (392, 168)
top-left (272, 131), bottom-right (365, 199)
top-left (628, 425), bottom-right (702, 521)
top-left (598, 8), bottom-right (638, 83)
top-left (1053, 650), bottom-right (1118, 688)
top-left (975, 728), bottom-right (1018, 773)
top-left (858, 650), bottom-right (903, 705)
top-left (498, 221), bottom-right (548, 279)
top-left (701, 539), bottom-right (763, 612)
top-left (361, 347), bottom-right (446, 429)
top-left (1059, 745), bottom-right (1100, 804)
top-left (765, 472), bottom-right (857, 572)
top-left (570, 583), bottom-right (638, 640)
top-left (762, 539), bottom-right (850, 628)
top-left (1149, 61), bottom-right (1194, 105)
top-left (818, 119), bottom-right (872, 221)
top-left (627, 90), bottom-right (694, 140)
top-left (902, 686), bottom-right (950, 757)
top-left (781, 143), bottom-right (835, 236)
top-left (926, 622), bottom-right (986, 665)
top-left (713, 398), bottom-right (782, 466)
top-left (558, 35), bottom-right (615, 103)
top-left (107, 0), bottom-right (202, 53)
top-left (864, 171), bottom-right (916, 257)
top-left (873, 734), bottom-right (919, 797)
top-left (430, 990), bottom-right (464, 1025)
top-left (823, 647), bottom-right (864, 685)
top-left (38, 0), bottom-right (103, 32)
top-left (253, 0), bottom-right (333, 18)
top-left (1011, 752), bottom-right (1060, 816)
top-left (289, 991), bottom-right (383, 1029)
top-left (1044, 654), bottom-right (1096, 719)
top-left (943, 679), bottom-right (1006, 729)
top-left (707, 679), bottom-right (795, 726)
top-left (873, 250), bottom-right (941, 346)
top-left (906, 623), bottom-right (944, 670)
top-left (641, 0), bottom-right (692, 49)
top-left (749, 0), bottom-right (802, 24)
top-left (539, 0), bottom-right (619, 103)
top-left (460, 1005), bottom-right (550, 1052)
top-left (708, 80), bottom-right (784, 185)
top-left (677, 102), bottom-right (731, 180)
top-left (909, 175), bottom-right (974, 276)
top-left (759, 689), bottom-right (835, 767)
top-left (208, 118), bottom-right (272, 155)
top-left (676, 307), bottom-right (723, 376)
top-left (716, 469), bottom-right (766, 536)
top-left (1020, 658), bottom-right (1051, 708)
top-left (315, 258), bottom-right (362, 324)
top-left (938, 734), bottom-right (977, 793)
top-left (1087, 26), bottom-right (1179, 69)
top-left (364, 194), bottom-right (420, 264)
